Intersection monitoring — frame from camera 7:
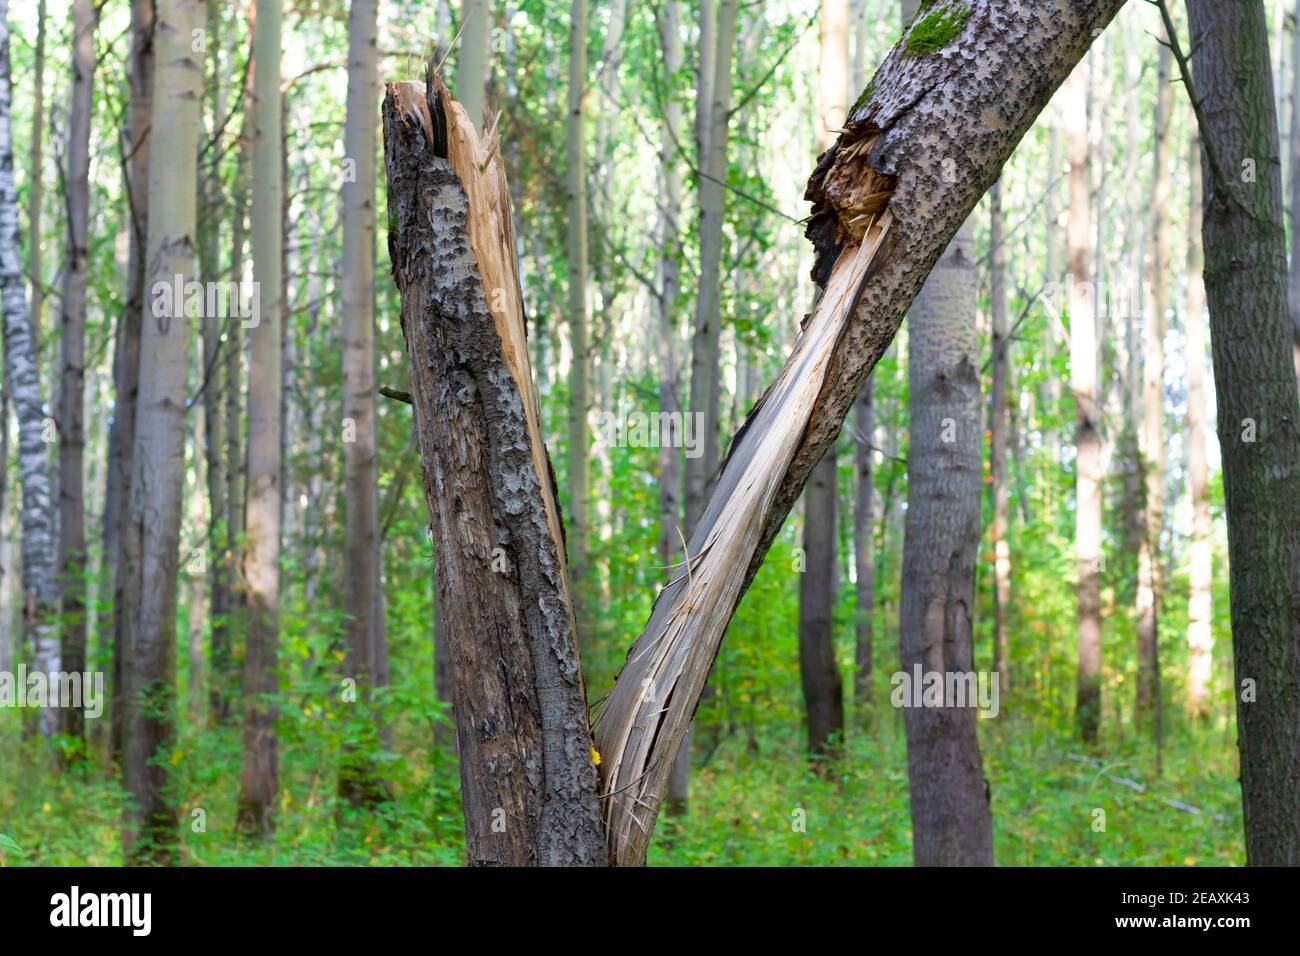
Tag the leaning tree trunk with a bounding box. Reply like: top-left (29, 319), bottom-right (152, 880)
top-left (239, 0), bottom-right (283, 835)
top-left (0, 0), bottom-right (59, 738)
top-left (58, 0), bottom-right (96, 746)
top-left (387, 0), bottom-right (1126, 868)
top-left (383, 77), bottom-right (606, 866)
top-left (119, 0), bottom-right (203, 864)
top-left (1289, 0), bottom-right (1300, 389)
top-left (1184, 0), bottom-right (1300, 866)
top-left (565, 0), bottom-right (591, 599)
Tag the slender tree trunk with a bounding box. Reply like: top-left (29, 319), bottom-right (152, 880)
top-left (120, 0), bottom-right (203, 864)
top-left (1065, 61), bottom-right (1102, 746)
top-left (797, 0), bottom-right (851, 763)
top-left (239, 0), bottom-right (283, 836)
top-left (340, 0), bottom-right (390, 805)
top-left (1135, 38), bottom-right (1170, 738)
top-left (1289, 0), bottom-right (1300, 389)
top-left (0, 0), bottom-right (59, 738)
top-left (989, 178), bottom-right (1011, 690)
top-left (1184, 131), bottom-right (1213, 721)
top-left (105, 0), bottom-right (154, 759)
top-left (25, 0), bottom-right (44, 348)
top-left (456, 0), bottom-right (490, 131)
top-left (199, 0), bottom-right (230, 727)
top-left (1186, 0), bottom-right (1300, 865)
top-left (565, 0), bottom-right (592, 609)
top-left (57, 0), bottom-right (96, 746)
top-left (684, 0), bottom-right (738, 537)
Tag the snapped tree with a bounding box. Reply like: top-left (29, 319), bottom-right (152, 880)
top-left (383, 0), bottom-right (1130, 867)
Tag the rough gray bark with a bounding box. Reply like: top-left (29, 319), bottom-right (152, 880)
top-left (598, 0), bottom-right (1128, 866)
top-left (383, 78), bottom-right (605, 866)
top-left (120, 0), bottom-right (203, 864)
top-left (0, 0), bottom-right (59, 738)
top-left (105, 0), bottom-right (154, 757)
top-left (57, 0), bottom-right (95, 744)
top-left (1185, 0), bottom-right (1300, 865)
top-left (339, 0), bottom-right (391, 804)
top-left (239, 0), bottom-right (283, 835)
top-left (898, 218), bottom-right (994, 866)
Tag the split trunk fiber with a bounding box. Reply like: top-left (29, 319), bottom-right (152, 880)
top-left (384, 0), bottom-right (1127, 867)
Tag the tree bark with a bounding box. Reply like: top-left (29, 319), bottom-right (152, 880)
top-left (565, 0), bottom-right (591, 600)
top-left (25, 0), bottom-right (45, 351)
top-left (1186, 0), bottom-right (1300, 865)
top-left (1064, 61), bottom-right (1102, 746)
top-left (1135, 38), bottom-right (1171, 737)
top-left (796, 0), bottom-right (851, 763)
top-left (1184, 131), bottom-right (1213, 721)
top-left (0, 0), bottom-right (59, 738)
top-left (119, 0), bottom-right (203, 864)
top-left (853, 379), bottom-right (874, 705)
top-left (1289, 0), bottom-right (1300, 389)
top-left (684, 0), bottom-right (739, 538)
top-left (383, 78), bottom-right (605, 865)
top-left (57, 0), bottom-right (96, 745)
top-left (239, 0), bottom-right (283, 835)
top-left (339, 0), bottom-right (391, 805)
top-left (898, 216), bottom-right (994, 866)
top-left (105, 0), bottom-right (154, 758)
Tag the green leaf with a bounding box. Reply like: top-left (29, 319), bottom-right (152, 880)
top-left (0, 833), bottom-right (23, 855)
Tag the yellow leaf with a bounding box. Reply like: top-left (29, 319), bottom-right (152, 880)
top-left (170, 749), bottom-right (185, 767)
top-left (42, 802), bottom-right (52, 814)
top-left (590, 746), bottom-right (601, 766)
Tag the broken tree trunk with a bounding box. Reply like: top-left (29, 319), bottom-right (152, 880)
top-left (596, 0), bottom-right (1127, 866)
top-left (382, 76), bottom-right (605, 866)
top-left (386, 0), bottom-right (1126, 869)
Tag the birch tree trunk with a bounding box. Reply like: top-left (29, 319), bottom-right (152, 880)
top-left (1186, 0), bottom-right (1300, 866)
top-left (1184, 131), bottom-right (1213, 721)
top-left (105, 0), bottom-right (154, 757)
top-left (58, 0), bottom-right (96, 745)
top-left (119, 0), bottom-right (203, 864)
top-left (340, 0), bottom-right (390, 804)
top-left (1065, 61), bottom-right (1103, 745)
top-left (239, 0), bottom-right (283, 835)
top-left (0, 0), bottom-right (59, 738)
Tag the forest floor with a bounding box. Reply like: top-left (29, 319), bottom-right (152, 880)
top-left (0, 702), bottom-right (1244, 866)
